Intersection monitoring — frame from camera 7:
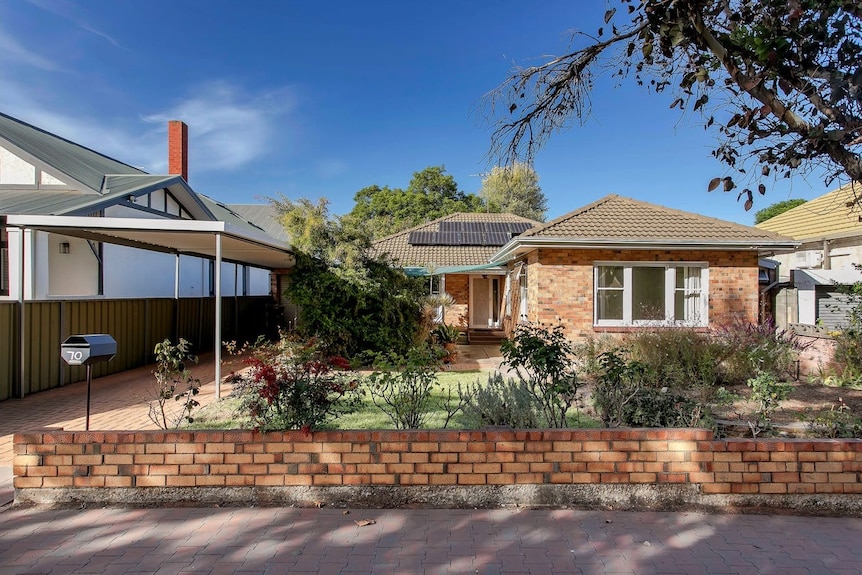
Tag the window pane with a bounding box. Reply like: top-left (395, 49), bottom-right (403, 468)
top-left (597, 290), bottom-right (623, 320)
top-left (675, 267), bottom-right (702, 322)
top-left (632, 267), bottom-right (665, 320)
top-left (598, 266), bottom-right (623, 288)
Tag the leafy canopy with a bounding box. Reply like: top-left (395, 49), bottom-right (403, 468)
top-left (488, 0), bottom-right (862, 211)
top-left (271, 195), bottom-right (426, 357)
top-left (344, 166), bottom-right (485, 239)
top-left (480, 162), bottom-right (548, 222)
top-left (754, 198), bottom-right (807, 224)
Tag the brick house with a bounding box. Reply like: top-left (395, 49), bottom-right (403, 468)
top-left (490, 195), bottom-right (798, 340)
top-left (371, 212), bottom-right (540, 342)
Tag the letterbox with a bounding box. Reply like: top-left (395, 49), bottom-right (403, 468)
top-left (60, 334), bottom-right (117, 366)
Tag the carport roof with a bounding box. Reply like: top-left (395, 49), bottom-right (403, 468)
top-left (4, 214), bottom-right (294, 269)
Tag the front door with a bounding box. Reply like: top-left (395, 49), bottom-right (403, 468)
top-left (471, 276), bottom-right (501, 328)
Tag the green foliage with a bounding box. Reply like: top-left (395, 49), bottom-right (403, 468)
top-left (344, 166), bottom-right (486, 239)
top-left (621, 329), bottom-right (721, 389)
top-left (619, 388), bottom-right (712, 429)
top-left (592, 350), bottom-right (647, 428)
top-left (285, 252), bottom-right (426, 358)
top-left (272, 194), bottom-right (427, 358)
top-left (500, 323), bottom-right (581, 427)
top-left (801, 398), bottom-right (862, 439)
top-left (149, 339), bottom-right (201, 430)
top-left (479, 162), bottom-right (547, 222)
top-left (572, 334), bottom-right (620, 377)
top-left (746, 372), bottom-right (792, 437)
top-left (754, 199), bottom-right (807, 224)
top-left (462, 373), bottom-right (542, 429)
top-left (232, 336), bottom-right (361, 433)
top-left (711, 320), bottom-right (804, 385)
top-left (364, 346), bottom-right (467, 429)
top-left (489, 0), bottom-right (862, 208)
top-left (433, 323), bottom-right (462, 344)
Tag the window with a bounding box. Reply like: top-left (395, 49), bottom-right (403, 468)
top-left (594, 263), bottom-right (707, 326)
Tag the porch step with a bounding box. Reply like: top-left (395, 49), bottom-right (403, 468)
top-left (467, 329), bottom-right (507, 345)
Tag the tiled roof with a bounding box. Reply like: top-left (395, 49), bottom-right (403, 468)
top-left (755, 183), bottom-right (862, 240)
top-left (521, 194), bottom-right (792, 243)
top-left (371, 212), bottom-right (541, 267)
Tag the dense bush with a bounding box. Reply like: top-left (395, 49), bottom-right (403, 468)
top-left (620, 329), bottom-right (721, 388)
top-left (462, 373), bottom-right (542, 428)
top-left (231, 336), bottom-right (361, 432)
top-left (284, 252), bottom-right (427, 358)
top-left (801, 399), bottom-right (862, 438)
top-left (500, 323), bottom-right (581, 428)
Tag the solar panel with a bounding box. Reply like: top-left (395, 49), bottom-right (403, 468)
top-left (487, 232), bottom-right (512, 245)
top-left (439, 221), bottom-right (463, 232)
top-left (508, 222), bottom-right (533, 233)
top-left (407, 231), bottom-right (438, 245)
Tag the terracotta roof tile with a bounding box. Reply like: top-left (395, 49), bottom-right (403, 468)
top-left (371, 212), bottom-right (541, 267)
top-left (755, 183), bottom-right (862, 240)
top-left (521, 194), bottom-right (791, 243)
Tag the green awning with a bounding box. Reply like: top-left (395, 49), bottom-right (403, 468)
top-left (403, 262), bottom-right (507, 277)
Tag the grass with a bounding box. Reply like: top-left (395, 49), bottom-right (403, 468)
top-left (187, 370), bottom-right (601, 430)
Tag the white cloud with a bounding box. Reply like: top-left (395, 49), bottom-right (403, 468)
top-left (0, 28), bottom-right (56, 71)
top-left (25, 0), bottom-right (126, 50)
top-left (143, 82), bottom-right (299, 173)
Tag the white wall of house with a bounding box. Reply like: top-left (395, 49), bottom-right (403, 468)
top-left (47, 233), bottom-right (99, 296)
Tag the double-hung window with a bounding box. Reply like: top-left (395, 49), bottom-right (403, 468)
top-left (0, 222), bottom-right (8, 296)
top-left (594, 262), bottom-right (707, 326)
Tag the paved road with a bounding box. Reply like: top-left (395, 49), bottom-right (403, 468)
top-left (1, 506), bottom-right (861, 574)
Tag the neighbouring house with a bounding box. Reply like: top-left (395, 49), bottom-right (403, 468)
top-left (484, 194), bottom-right (798, 341)
top-left (371, 212), bottom-right (541, 342)
top-left (0, 111), bottom-right (293, 399)
top-left (756, 183), bottom-right (862, 330)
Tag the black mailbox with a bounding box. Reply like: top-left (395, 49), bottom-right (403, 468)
top-left (61, 334), bottom-right (117, 366)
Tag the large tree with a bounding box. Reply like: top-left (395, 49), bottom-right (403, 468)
top-left (270, 195), bottom-right (425, 357)
top-left (488, 0), bottom-right (862, 210)
top-left (480, 162), bottom-right (548, 221)
top-left (345, 166), bottom-right (485, 239)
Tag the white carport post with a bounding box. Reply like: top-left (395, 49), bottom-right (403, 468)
top-left (17, 226), bottom-right (26, 399)
top-left (214, 233), bottom-right (222, 399)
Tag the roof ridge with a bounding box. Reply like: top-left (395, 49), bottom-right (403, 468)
top-left (519, 194), bottom-right (619, 237)
top-left (0, 111), bottom-right (146, 176)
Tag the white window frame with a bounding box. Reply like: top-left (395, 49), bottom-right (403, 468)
top-left (593, 261), bottom-right (709, 327)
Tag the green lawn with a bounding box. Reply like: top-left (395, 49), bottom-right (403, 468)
top-left (187, 370), bottom-right (600, 431)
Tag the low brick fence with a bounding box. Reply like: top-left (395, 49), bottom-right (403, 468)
top-left (13, 429), bottom-right (862, 514)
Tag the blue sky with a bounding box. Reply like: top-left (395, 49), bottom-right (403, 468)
top-left (0, 0), bottom-right (836, 225)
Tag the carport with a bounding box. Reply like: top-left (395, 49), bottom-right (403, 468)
top-left (5, 214), bottom-right (294, 399)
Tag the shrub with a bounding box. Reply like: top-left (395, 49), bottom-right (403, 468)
top-left (826, 328), bottom-right (862, 387)
top-left (712, 319), bottom-right (804, 385)
top-left (500, 323), bottom-right (581, 428)
top-left (617, 388), bottom-right (713, 428)
top-left (149, 338), bottom-right (201, 430)
top-left (592, 350), bottom-right (647, 428)
top-left (572, 334), bottom-right (619, 377)
top-left (745, 371), bottom-right (792, 437)
top-left (621, 328), bottom-right (721, 388)
top-left (364, 346), bottom-right (467, 429)
top-left (232, 336), bottom-right (361, 432)
top-left (462, 373), bottom-right (542, 428)
top-left (801, 398), bottom-right (862, 438)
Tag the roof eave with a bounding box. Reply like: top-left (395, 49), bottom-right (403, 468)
top-left (491, 237), bottom-right (801, 262)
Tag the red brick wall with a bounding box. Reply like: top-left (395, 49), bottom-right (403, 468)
top-left (14, 429), bottom-right (862, 496)
top-left (443, 274), bottom-right (469, 326)
top-left (519, 249), bottom-right (758, 339)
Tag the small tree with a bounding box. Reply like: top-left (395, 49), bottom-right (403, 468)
top-left (149, 339), bottom-right (201, 430)
top-left (500, 323), bottom-right (581, 427)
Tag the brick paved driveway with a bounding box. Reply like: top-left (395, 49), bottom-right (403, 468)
top-left (1, 507), bottom-right (861, 574)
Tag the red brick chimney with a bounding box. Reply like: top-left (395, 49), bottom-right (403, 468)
top-left (168, 120), bottom-right (188, 182)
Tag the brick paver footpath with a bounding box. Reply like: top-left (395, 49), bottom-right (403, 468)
top-left (0, 507), bottom-right (861, 575)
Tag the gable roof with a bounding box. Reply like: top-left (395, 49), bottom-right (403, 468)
top-left (228, 204), bottom-right (290, 243)
top-left (493, 194), bottom-right (797, 261)
top-left (372, 212), bottom-right (541, 268)
top-left (755, 183), bottom-right (862, 241)
top-left (0, 111), bottom-right (144, 193)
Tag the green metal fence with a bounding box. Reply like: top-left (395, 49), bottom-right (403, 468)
top-left (0, 296), bottom-right (278, 401)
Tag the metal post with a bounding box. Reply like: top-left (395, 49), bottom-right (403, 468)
top-left (85, 365), bottom-right (92, 431)
top-left (17, 227), bottom-right (26, 399)
top-left (214, 233), bottom-right (222, 399)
